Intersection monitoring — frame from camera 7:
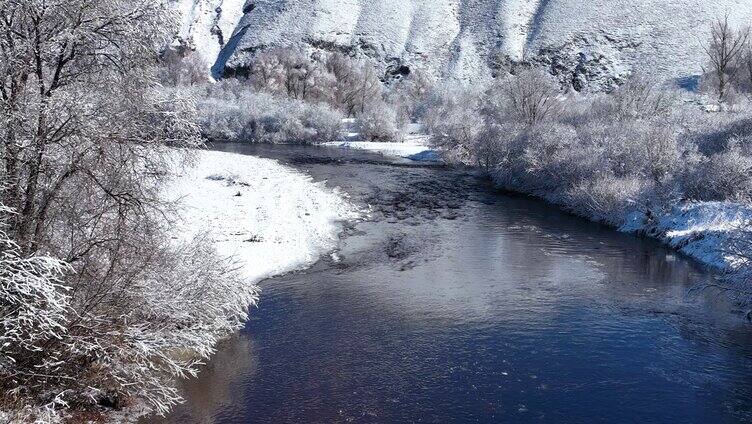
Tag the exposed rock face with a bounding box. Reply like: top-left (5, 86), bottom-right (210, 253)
top-left (495, 34), bottom-right (641, 92)
top-left (179, 0), bottom-right (752, 90)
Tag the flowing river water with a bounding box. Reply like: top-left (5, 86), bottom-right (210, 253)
top-left (158, 144), bottom-right (752, 423)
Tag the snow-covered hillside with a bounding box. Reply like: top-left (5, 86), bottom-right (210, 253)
top-left (172, 0), bottom-right (246, 73)
top-left (181, 0), bottom-right (752, 90)
top-left (527, 1), bottom-right (752, 90)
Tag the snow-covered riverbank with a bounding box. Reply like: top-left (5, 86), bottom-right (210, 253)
top-left (304, 135), bottom-right (751, 301)
top-left (102, 150), bottom-right (359, 423)
top-left (618, 202), bottom-right (752, 303)
top-left (355, 134), bottom-right (752, 304)
top-left (166, 146), bottom-right (749, 326)
top-left (168, 149), bottom-right (360, 282)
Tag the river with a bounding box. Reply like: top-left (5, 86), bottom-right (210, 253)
top-left (158, 144), bottom-right (752, 423)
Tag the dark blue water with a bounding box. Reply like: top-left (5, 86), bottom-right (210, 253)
top-left (158, 144), bottom-right (752, 424)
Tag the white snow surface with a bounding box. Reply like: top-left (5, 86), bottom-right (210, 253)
top-left (322, 137), bottom-right (440, 162)
top-left (213, 0), bottom-right (752, 85)
top-left (528, 0), bottom-right (752, 81)
top-left (172, 0), bottom-right (246, 70)
top-left (166, 149), bottom-right (360, 282)
top-left (621, 202), bottom-right (752, 271)
top-left (173, 0), bottom-right (752, 88)
top-left (324, 121), bottom-right (440, 161)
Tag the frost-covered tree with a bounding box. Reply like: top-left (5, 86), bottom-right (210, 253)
top-left (278, 49), bottom-right (320, 101)
top-left (243, 49), bottom-right (396, 136)
top-left (249, 49), bottom-right (320, 100)
top-left (326, 53), bottom-right (383, 117)
top-left (0, 203), bottom-right (71, 415)
top-left (687, 140), bottom-right (752, 202)
top-left (250, 48), bottom-right (286, 92)
top-left (0, 0), bottom-right (257, 420)
top-left (0, 0), bottom-right (199, 252)
top-left (740, 47), bottom-right (752, 93)
top-left (604, 74), bottom-right (675, 120)
top-left (248, 48), bottom-right (336, 102)
top-left (359, 106), bottom-right (401, 142)
top-left (423, 84), bottom-right (484, 160)
top-left (194, 80), bottom-right (343, 144)
top-left (385, 69), bottom-right (434, 123)
top-left (160, 48), bottom-right (212, 86)
top-left (703, 15), bottom-right (750, 102)
top-left (501, 69), bottom-right (562, 127)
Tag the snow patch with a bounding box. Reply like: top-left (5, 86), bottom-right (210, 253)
top-left (166, 150), bottom-right (360, 282)
top-left (322, 139), bottom-right (440, 162)
top-left (620, 202), bottom-right (752, 271)
top-left (323, 120), bottom-right (440, 161)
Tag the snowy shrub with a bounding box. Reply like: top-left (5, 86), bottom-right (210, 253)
top-left (214, 47), bottom-right (433, 144)
top-left (424, 84), bottom-right (485, 159)
top-left (0, 205), bottom-right (72, 419)
top-left (687, 141), bottom-right (752, 202)
top-left (359, 106), bottom-right (402, 142)
top-left (160, 49), bottom-right (211, 86)
top-left (385, 69), bottom-right (435, 123)
top-left (472, 123), bottom-right (523, 171)
top-left (684, 111), bottom-right (752, 155)
top-left (565, 175), bottom-right (653, 225)
top-left (520, 122), bottom-right (596, 192)
top-left (592, 74), bottom-right (676, 120)
top-left (498, 69), bottom-right (562, 128)
top-left (246, 49), bottom-right (387, 117)
top-left (739, 48), bottom-right (752, 94)
top-left (195, 98), bottom-right (247, 141)
top-left (74, 235), bottom-right (258, 416)
top-left (195, 84), bottom-right (343, 144)
top-left (298, 103), bottom-right (344, 142)
top-left (249, 48), bottom-right (327, 101)
top-left (590, 119), bottom-right (683, 186)
top-left (424, 72), bottom-right (718, 223)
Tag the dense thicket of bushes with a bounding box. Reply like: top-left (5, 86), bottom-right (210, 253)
top-left (191, 81), bottom-right (344, 144)
top-left (171, 41), bottom-right (752, 228)
top-left (424, 70), bottom-right (752, 226)
top-left (422, 66), bottom-right (752, 309)
top-left (167, 48), bottom-right (434, 144)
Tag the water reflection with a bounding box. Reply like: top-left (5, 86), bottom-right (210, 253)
top-left (155, 334), bottom-right (257, 424)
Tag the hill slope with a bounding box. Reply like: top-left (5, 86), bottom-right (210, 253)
top-left (172, 0), bottom-right (246, 70)
top-left (179, 0), bottom-right (752, 89)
